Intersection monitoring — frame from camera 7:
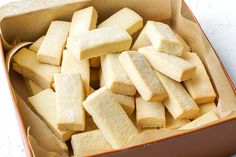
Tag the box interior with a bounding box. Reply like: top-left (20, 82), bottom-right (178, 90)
top-left (1, 0), bottom-right (236, 156)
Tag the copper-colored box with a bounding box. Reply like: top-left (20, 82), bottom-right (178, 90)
top-left (0, 0), bottom-right (236, 156)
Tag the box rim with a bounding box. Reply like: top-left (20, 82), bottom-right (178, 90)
top-left (0, 0), bottom-right (235, 156)
top-left (0, 41), bottom-right (32, 156)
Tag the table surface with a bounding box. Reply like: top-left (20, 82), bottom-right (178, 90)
top-left (0, 0), bottom-right (235, 156)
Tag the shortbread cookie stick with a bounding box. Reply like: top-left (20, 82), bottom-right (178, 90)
top-left (96, 73), bottom-right (135, 116)
top-left (37, 21), bottom-right (70, 65)
top-left (145, 21), bottom-right (184, 56)
top-left (119, 51), bottom-right (167, 102)
top-left (101, 54), bottom-right (136, 95)
top-left (29, 36), bottom-right (45, 52)
top-left (28, 89), bottom-right (74, 141)
top-left (156, 71), bottom-right (200, 119)
top-left (165, 111), bottom-right (190, 129)
top-left (193, 102), bottom-right (216, 119)
top-left (175, 34), bottom-right (191, 52)
top-left (113, 94), bottom-right (135, 117)
top-left (71, 130), bottom-right (112, 156)
top-left (179, 111), bottom-right (219, 130)
top-left (69, 6), bottom-right (97, 38)
top-left (54, 73), bottom-right (85, 131)
top-left (98, 7), bottom-right (143, 35)
top-left (183, 52), bottom-right (216, 104)
top-left (131, 25), bottom-right (152, 50)
top-left (83, 87), bottom-right (138, 149)
top-left (13, 48), bottom-right (60, 89)
top-left (24, 78), bottom-right (43, 95)
top-left (138, 46), bottom-right (196, 82)
top-left (136, 96), bottom-right (165, 128)
top-left (61, 50), bottom-right (89, 97)
top-left (66, 27), bottom-right (132, 60)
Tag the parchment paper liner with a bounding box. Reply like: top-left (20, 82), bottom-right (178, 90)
top-left (1, 0), bottom-right (236, 156)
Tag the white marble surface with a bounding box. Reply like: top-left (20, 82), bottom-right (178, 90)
top-left (0, 0), bottom-right (235, 157)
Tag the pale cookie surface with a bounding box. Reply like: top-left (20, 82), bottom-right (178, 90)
top-left (165, 111), bottom-right (190, 129)
top-left (119, 51), bottom-right (167, 102)
top-left (136, 96), bottom-right (165, 128)
top-left (61, 50), bottom-right (90, 97)
top-left (101, 53), bottom-right (136, 96)
top-left (37, 21), bottom-right (70, 65)
top-left (28, 89), bottom-right (74, 141)
top-left (138, 46), bottom-right (196, 82)
top-left (83, 87), bottom-right (138, 149)
top-left (54, 73), bottom-right (85, 131)
top-left (69, 6), bottom-right (98, 38)
top-left (183, 52), bottom-right (216, 104)
top-left (179, 111), bottom-right (219, 130)
top-left (29, 36), bottom-right (45, 52)
top-left (71, 130), bottom-right (112, 156)
top-left (193, 102), bottom-right (217, 119)
top-left (175, 34), bottom-right (191, 52)
top-left (13, 48), bottom-right (60, 89)
top-left (24, 78), bottom-right (43, 96)
top-left (156, 71), bottom-right (200, 119)
top-left (145, 21), bottom-right (183, 56)
top-left (131, 24), bottom-right (152, 50)
top-left (98, 7), bottom-right (143, 35)
top-left (98, 73), bottom-right (135, 116)
top-left (66, 26), bottom-right (132, 60)
top-left (113, 94), bottom-right (135, 117)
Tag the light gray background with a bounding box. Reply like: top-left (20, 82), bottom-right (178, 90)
top-left (0, 0), bottom-right (235, 156)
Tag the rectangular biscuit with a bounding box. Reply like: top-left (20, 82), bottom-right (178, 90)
top-left (131, 25), bottom-right (152, 50)
top-left (183, 52), bottom-right (216, 104)
top-left (98, 74), bottom-right (135, 116)
top-left (119, 51), bottom-right (167, 102)
top-left (98, 7), bottom-right (143, 35)
top-left (101, 53), bottom-right (136, 95)
top-left (113, 94), bottom-right (135, 117)
top-left (37, 21), bottom-right (70, 65)
top-left (28, 89), bottom-right (74, 141)
top-left (13, 48), bottom-right (61, 89)
top-left (71, 130), bottom-right (112, 156)
top-left (29, 36), bottom-right (45, 52)
top-left (54, 73), bottom-right (85, 131)
top-left (193, 102), bottom-right (216, 119)
top-left (145, 21), bottom-right (183, 56)
top-left (136, 96), bottom-right (165, 128)
top-left (66, 26), bottom-right (132, 60)
top-left (61, 50), bottom-right (90, 97)
top-left (165, 111), bottom-right (190, 129)
top-left (179, 111), bottom-right (219, 130)
top-left (24, 78), bottom-right (43, 95)
top-left (175, 34), bottom-right (191, 52)
top-left (69, 6), bottom-right (98, 38)
top-left (156, 71), bottom-right (200, 119)
top-left (138, 46), bottom-right (196, 82)
top-left (83, 87), bottom-right (138, 149)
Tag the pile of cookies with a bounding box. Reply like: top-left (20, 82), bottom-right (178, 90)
top-left (12, 6), bottom-right (218, 156)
